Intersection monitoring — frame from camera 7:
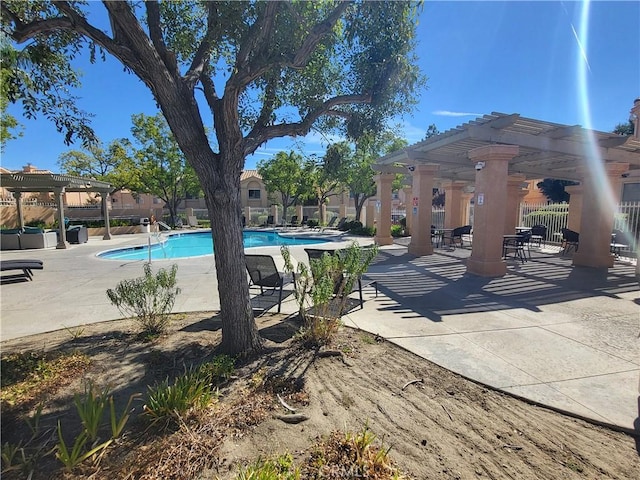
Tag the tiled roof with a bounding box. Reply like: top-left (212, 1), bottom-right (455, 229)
top-left (241, 170), bottom-right (262, 181)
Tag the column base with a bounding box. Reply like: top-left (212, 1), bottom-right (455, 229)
top-left (466, 258), bottom-right (507, 277)
top-left (56, 241), bottom-right (68, 250)
top-left (103, 233), bottom-right (112, 240)
top-left (375, 235), bottom-right (394, 246)
top-left (572, 252), bottom-right (615, 268)
top-left (408, 242), bottom-right (434, 256)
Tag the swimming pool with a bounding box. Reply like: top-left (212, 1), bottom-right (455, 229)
top-left (97, 230), bottom-right (328, 261)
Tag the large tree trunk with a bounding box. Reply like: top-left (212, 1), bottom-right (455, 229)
top-left (202, 159), bottom-right (263, 355)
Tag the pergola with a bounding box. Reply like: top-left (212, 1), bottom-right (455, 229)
top-left (0, 172), bottom-right (113, 249)
top-left (373, 103), bottom-right (640, 277)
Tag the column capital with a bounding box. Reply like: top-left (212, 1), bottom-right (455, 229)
top-left (469, 144), bottom-right (519, 162)
top-left (374, 172), bottom-right (396, 183)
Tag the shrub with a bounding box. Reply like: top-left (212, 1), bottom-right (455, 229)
top-left (235, 453), bottom-right (300, 480)
top-left (390, 225), bottom-right (404, 237)
top-left (143, 364), bottom-right (218, 428)
top-left (282, 242), bottom-right (379, 347)
top-left (106, 264), bottom-right (181, 335)
top-left (306, 219), bottom-right (319, 228)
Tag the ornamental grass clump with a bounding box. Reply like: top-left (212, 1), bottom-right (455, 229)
top-left (106, 263), bottom-right (180, 335)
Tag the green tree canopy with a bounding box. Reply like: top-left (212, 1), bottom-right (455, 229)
top-left (613, 120), bottom-right (634, 136)
top-left (3, 1), bottom-right (425, 355)
top-left (257, 151), bottom-right (307, 222)
top-left (130, 113), bottom-right (201, 227)
top-left (58, 139), bottom-right (139, 194)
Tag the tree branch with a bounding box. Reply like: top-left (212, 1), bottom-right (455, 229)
top-left (235, 2), bottom-right (280, 73)
top-left (244, 93), bottom-right (371, 156)
top-left (145, 1), bottom-right (178, 76)
top-left (184, 2), bottom-right (219, 87)
top-left (199, 72), bottom-right (219, 116)
top-left (289, 1), bottom-right (351, 68)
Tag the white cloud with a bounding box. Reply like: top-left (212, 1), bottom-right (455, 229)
top-left (432, 110), bottom-right (483, 117)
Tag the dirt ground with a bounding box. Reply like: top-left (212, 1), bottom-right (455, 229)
top-left (2, 311), bottom-right (639, 479)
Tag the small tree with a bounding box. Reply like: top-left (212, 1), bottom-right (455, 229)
top-left (257, 151), bottom-right (306, 223)
top-left (130, 113), bottom-right (201, 227)
top-left (106, 263), bottom-right (181, 336)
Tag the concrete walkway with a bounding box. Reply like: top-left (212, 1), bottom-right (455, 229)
top-left (1, 233), bottom-right (638, 434)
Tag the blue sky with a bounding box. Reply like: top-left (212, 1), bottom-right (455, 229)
top-left (2, 1), bottom-right (639, 174)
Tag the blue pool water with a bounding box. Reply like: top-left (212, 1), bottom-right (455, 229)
top-left (98, 230), bottom-right (327, 261)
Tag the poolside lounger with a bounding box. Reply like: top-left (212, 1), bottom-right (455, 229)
top-left (1, 259), bottom-right (44, 281)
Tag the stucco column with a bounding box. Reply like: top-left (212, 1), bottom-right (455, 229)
top-left (339, 204), bottom-right (347, 220)
top-left (12, 191), bottom-right (25, 230)
top-left (295, 205), bottom-right (303, 221)
top-left (504, 174), bottom-right (527, 235)
top-left (408, 165), bottom-right (438, 256)
top-left (631, 98), bottom-right (640, 138)
top-left (53, 188), bottom-right (68, 249)
top-left (244, 206), bottom-right (251, 226)
top-left (402, 186), bottom-right (413, 234)
top-left (442, 181), bottom-right (466, 229)
top-left (101, 192), bottom-right (112, 240)
top-left (365, 200), bottom-right (376, 229)
top-left (573, 162), bottom-right (629, 268)
top-left (466, 145), bottom-right (519, 277)
top-left (374, 173), bottom-right (394, 246)
top-left (462, 192), bottom-right (473, 225)
top-left (565, 185), bottom-right (583, 232)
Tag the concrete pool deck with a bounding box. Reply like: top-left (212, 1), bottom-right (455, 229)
top-left (1, 231), bottom-right (639, 435)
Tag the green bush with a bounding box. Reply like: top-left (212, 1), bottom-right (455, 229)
top-left (106, 264), bottom-right (181, 335)
top-left (306, 219), bottom-right (319, 228)
top-left (390, 225), bottom-right (404, 237)
top-left (143, 364), bottom-right (218, 428)
top-left (235, 453), bottom-right (300, 480)
top-left (282, 243), bottom-right (379, 347)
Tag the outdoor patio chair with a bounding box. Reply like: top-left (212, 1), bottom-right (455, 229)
top-left (1, 259), bottom-right (44, 281)
top-left (530, 224), bottom-right (547, 247)
top-left (301, 215), bottom-right (309, 226)
top-left (288, 215), bottom-right (299, 227)
top-left (264, 215), bottom-right (275, 227)
top-left (445, 225), bottom-right (472, 249)
top-left (561, 228), bottom-right (579, 255)
top-left (502, 231), bottom-right (531, 264)
top-left (245, 254), bottom-right (291, 313)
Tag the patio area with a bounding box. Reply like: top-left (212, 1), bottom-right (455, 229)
top-left (0, 233), bottom-right (638, 434)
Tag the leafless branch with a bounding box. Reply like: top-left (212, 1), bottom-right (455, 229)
top-left (244, 93), bottom-right (370, 156)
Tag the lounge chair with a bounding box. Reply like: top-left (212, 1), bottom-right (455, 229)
top-left (1, 259), bottom-right (44, 281)
top-left (264, 215), bottom-right (275, 227)
top-left (187, 216), bottom-right (199, 228)
top-left (287, 215), bottom-right (299, 227)
top-left (245, 254), bottom-right (292, 313)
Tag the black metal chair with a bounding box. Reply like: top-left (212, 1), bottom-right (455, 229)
top-left (446, 225), bottom-right (472, 249)
top-left (561, 228), bottom-right (579, 255)
top-left (245, 254), bottom-right (291, 313)
top-left (530, 224), bottom-right (547, 247)
top-left (502, 232), bottom-right (530, 264)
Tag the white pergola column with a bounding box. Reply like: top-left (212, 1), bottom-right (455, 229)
top-left (573, 162), bottom-right (629, 268)
top-left (374, 173), bottom-right (395, 246)
top-left (53, 187), bottom-right (68, 249)
top-left (407, 165), bottom-right (438, 256)
top-left (466, 145), bottom-right (519, 277)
